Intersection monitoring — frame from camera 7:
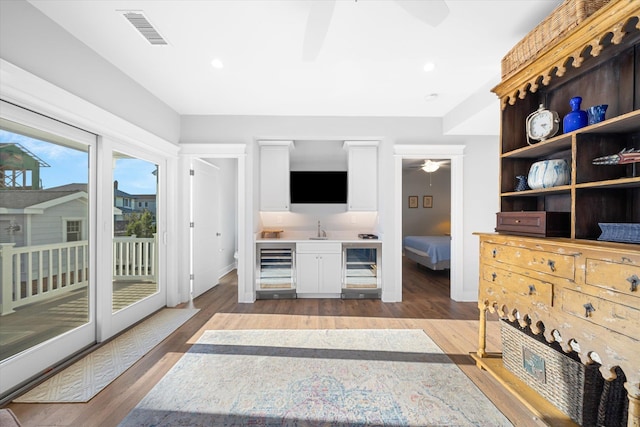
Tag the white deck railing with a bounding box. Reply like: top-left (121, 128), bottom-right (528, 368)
top-left (1, 236), bottom-right (157, 316)
top-left (113, 235), bottom-right (157, 281)
top-left (0, 241), bottom-right (89, 315)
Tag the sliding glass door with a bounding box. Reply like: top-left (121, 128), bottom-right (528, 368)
top-left (0, 101), bottom-right (97, 395)
top-left (112, 151), bottom-right (159, 312)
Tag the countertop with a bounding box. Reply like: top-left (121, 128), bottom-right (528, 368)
top-left (255, 231), bottom-right (382, 244)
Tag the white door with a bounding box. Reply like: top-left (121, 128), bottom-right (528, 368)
top-left (191, 159), bottom-right (221, 298)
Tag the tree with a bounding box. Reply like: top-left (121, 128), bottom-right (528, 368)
top-left (125, 210), bottom-right (156, 237)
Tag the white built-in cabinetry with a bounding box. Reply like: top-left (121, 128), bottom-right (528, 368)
top-left (258, 140), bottom-right (292, 211)
top-left (296, 242), bottom-right (342, 296)
top-left (259, 140), bottom-right (378, 212)
top-left (344, 141), bottom-right (378, 211)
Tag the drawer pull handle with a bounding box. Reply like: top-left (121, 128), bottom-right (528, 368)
top-left (492, 249), bottom-right (497, 258)
top-left (627, 274), bottom-right (639, 292)
top-left (583, 302), bottom-right (596, 318)
top-left (514, 220), bottom-right (521, 223)
top-left (491, 272), bottom-right (497, 281)
top-left (548, 260), bottom-right (556, 272)
top-left (528, 284), bottom-right (536, 295)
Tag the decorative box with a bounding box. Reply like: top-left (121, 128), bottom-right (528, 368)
top-left (496, 211), bottom-right (570, 237)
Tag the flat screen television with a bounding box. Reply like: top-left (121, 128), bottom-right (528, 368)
top-left (290, 171), bottom-right (348, 204)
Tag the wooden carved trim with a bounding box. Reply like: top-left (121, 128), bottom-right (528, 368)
top-left (494, 1), bottom-right (640, 109)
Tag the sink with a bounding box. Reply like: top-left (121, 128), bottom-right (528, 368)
top-left (309, 236), bottom-right (328, 240)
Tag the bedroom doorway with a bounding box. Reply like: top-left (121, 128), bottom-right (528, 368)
top-left (401, 158), bottom-right (452, 303)
top-left (393, 145), bottom-right (465, 302)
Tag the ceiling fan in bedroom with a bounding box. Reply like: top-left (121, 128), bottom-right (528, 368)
top-left (408, 159), bottom-right (450, 186)
top-left (408, 159), bottom-right (450, 172)
top-left (302, 0), bottom-right (450, 61)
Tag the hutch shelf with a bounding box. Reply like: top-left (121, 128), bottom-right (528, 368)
top-left (473, 1), bottom-right (640, 426)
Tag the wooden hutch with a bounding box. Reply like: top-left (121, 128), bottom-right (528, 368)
top-left (472, 1), bottom-right (640, 426)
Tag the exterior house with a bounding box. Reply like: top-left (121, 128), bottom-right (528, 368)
top-left (0, 188), bottom-right (88, 247)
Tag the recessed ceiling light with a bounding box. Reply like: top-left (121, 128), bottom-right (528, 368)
top-left (424, 93), bottom-right (439, 101)
top-left (423, 62), bottom-right (436, 72)
top-left (211, 58), bottom-right (224, 69)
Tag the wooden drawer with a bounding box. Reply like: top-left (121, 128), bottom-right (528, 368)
top-left (480, 264), bottom-right (553, 307)
top-left (481, 241), bottom-right (576, 280)
top-left (560, 287), bottom-right (640, 340)
top-left (585, 258), bottom-right (640, 301)
top-left (495, 211), bottom-right (570, 237)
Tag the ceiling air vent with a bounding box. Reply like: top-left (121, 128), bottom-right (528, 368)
top-left (121, 11), bottom-right (168, 45)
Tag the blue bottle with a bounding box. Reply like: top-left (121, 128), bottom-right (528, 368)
top-left (563, 96), bottom-right (588, 133)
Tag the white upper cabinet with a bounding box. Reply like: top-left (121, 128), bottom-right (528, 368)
top-left (344, 141), bottom-right (378, 211)
top-left (259, 141), bottom-right (293, 211)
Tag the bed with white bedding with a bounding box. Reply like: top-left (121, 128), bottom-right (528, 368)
top-left (403, 235), bottom-right (451, 270)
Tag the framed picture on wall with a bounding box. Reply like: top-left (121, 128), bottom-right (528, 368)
top-left (423, 195), bottom-right (433, 208)
top-left (408, 196), bottom-right (418, 208)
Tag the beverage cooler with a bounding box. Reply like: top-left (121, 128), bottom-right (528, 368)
top-left (342, 244), bottom-right (381, 291)
top-left (256, 244), bottom-right (296, 298)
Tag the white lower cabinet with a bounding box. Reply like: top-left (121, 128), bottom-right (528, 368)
top-left (296, 242), bottom-right (342, 296)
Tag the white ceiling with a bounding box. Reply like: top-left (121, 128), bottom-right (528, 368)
top-left (28, 0), bottom-right (562, 135)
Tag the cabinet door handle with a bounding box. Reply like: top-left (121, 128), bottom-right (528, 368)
top-left (491, 272), bottom-right (497, 281)
top-left (492, 249), bottom-right (497, 258)
top-left (627, 274), bottom-right (639, 292)
top-left (528, 284), bottom-right (536, 295)
top-left (548, 260), bottom-right (556, 272)
top-left (583, 302), bottom-right (595, 318)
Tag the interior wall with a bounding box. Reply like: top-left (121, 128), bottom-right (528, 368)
top-left (461, 138), bottom-right (500, 297)
top-left (181, 115), bottom-right (500, 302)
top-left (402, 167), bottom-right (451, 237)
top-left (0, 0), bottom-right (180, 144)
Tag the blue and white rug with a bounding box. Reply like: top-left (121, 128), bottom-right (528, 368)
top-left (119, 329), bottom-right (512, 426)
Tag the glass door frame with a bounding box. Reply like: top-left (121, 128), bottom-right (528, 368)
top-left (98, 138), bottom-right (167, 342)
top-left (0, 100), bottom-right (98, 396)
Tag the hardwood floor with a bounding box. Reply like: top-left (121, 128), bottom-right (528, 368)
top-left (4, 257), bottom-right (546, 426)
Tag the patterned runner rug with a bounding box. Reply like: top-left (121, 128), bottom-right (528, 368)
top-left (119, 329), bottom-right (513, 426)
top-left (14, 307), bottom-right (199, 403)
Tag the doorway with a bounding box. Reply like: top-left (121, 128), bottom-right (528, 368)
top-left (179, 144), bottom-right (247, 304)
top-left (393, 145), bottom-right (465, 302)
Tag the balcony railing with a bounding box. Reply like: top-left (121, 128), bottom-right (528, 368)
top-left (113, 235), bottom-right (156, 280)
top-left (1, 236), bottom-right (157, 316)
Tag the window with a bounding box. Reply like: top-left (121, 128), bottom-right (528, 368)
top-left (66, 220), bottom-right (82, 242)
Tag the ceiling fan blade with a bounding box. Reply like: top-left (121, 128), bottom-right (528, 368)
top-left (302, 0), bottom-right (336, 61)
top-left (394, 0), bottom-right (449, 27)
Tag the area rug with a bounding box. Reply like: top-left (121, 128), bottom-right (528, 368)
top-left (14, 307), bottom-right (199, 403)
top-left (119, 329), bottom-right (513, 426)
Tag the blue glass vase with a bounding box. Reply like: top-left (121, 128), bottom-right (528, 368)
top-left (563, 96), bottom-right (588, 133)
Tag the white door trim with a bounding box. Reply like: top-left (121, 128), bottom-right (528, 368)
top-left (393, 144), bottom-right (465, 301)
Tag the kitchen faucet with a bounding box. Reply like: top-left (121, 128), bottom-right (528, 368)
top-left (317, 220), bottom-right (326, 238)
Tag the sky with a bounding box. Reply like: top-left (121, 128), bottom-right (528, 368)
top-left (0, 129), bottom-right (157, 195)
